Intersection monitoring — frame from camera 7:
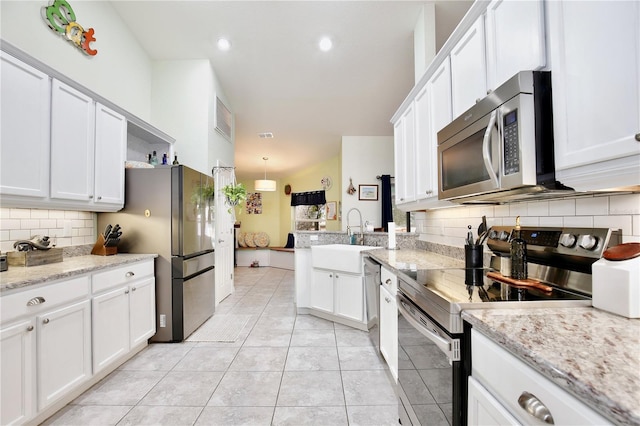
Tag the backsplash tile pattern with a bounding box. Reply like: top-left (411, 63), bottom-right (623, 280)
top-left (0, 208), bottom-right (97, 253)
top-left (414, 193), bottom-right (640, 248)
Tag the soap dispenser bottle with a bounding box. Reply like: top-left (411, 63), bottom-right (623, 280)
top-left (510, 216), bottom-right (527, 280)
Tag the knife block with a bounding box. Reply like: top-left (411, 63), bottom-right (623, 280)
top-left (91, 234), bottom-right (117, 256)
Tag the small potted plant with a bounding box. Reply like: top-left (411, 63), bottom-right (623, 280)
top-left (222, 182), bottom-right (247, 213)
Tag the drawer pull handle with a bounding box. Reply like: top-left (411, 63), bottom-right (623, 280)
top-left (385, 279), bottom-right (392, 285)
top-left (27, 325), bottom-right (34, 332)
top-left (125, 271), bottom-right (135, 277)
top-left (42, 318), bottom-right (50, 324)
top-left (27, 296), bottom-right (46, 306)
top-left (518, 391), bottom-right (555, 424)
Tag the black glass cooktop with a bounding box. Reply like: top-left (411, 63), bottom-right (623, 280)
top-left (398, 268), bottom-right (590, 304)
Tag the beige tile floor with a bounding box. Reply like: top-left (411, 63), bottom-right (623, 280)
top-left (43, 267), bottom-right (399, 425)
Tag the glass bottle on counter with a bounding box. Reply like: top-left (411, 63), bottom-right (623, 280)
top-left (172, 152), bottom-right (179, 165)
top-left (510, 216), bottom-right (527, 280)
top-left (150, 151), bottom-right (158, 166)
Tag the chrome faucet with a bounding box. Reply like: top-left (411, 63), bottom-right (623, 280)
top-left (346, 208), bottom-right (364, 245)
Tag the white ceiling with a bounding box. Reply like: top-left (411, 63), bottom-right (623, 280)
top-left (110, 1), bottom-right (472, 180)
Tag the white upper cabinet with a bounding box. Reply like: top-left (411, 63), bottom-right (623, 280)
top-left (450, 18), bottom-right (487, 118)
top-left (50, 80), bottom-right (95, 202)
top-left (547, 0), bottom-right (640, 191)
top-left (0, 52), bottom-right (50, 198)
top-left (94, 103), bottom-right (126, 206)
top-left (485, 0), bottom-right (546, 89)
top-left (393, 104), bottom-right (416, 204)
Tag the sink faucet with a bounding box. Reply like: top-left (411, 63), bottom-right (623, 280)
top-left (346, 208), bottom-right (364, 245)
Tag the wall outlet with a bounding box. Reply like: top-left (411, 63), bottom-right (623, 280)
top-left (159, 314), bottom-right (166, 328)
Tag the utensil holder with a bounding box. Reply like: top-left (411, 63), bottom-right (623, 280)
top-left (465, 244), bottom-right (484, 286)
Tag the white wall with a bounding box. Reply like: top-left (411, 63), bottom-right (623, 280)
top-left (413, 3), bottom-right (436, 83)
top-left (413, 193), bottom-right (640, 247)
top-left (0, 0), bottom-right (153, 122)
top-left (341, 136), bottom-right (394, 230)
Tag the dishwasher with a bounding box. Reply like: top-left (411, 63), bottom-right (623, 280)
top-left (363, 256), bottom-right (381, 351)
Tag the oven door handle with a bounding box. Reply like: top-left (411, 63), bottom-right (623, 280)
top-left (398, 298), bottom-right (460, 362)
top-left (482, 110), bottom-right (499, 188)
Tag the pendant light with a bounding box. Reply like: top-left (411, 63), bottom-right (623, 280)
top-left (255, 157), bottom-right (276, 191)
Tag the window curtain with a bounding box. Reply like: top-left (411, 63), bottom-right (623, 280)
top-left (380, 175), bottom-right (393, 232)
top-left (290, 190), bottom-right (326, 206)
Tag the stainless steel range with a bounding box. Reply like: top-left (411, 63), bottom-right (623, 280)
top-left (396, 226), bottom-right (620, 426)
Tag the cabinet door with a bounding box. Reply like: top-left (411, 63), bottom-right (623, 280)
top-left (50, 80), bottom-right (95, 202)
top-left (129, 277), bottom-right (156, 346)
top-left (92, 286), bottom-right (129, 374)
top-left (334, 273), bottom-right (364, 322)
top-left (0, 319), bottom-right (36, 426)
top-left (0, 52), bottom-right (50, 198)
top-left (394, 104), bottom-right (416, 204)
top-left (548, 1), bottom-right (640, 188)
top-left (310, 269), bottom-right (334, 314)
top-left (485, 0), bottom-right (546, 89)
top-left (450, 18), bottom-right (487, 118)
top-left (468, 376), bottom-right (519, 425)
top-left (37, 299), bottom-right (91, 410)
top-left (414, 85), bottom-right (433, 201)
top-left (94, 103), bottom-right (126, 207)
top-left (379, 284), bottom-right (398, 381)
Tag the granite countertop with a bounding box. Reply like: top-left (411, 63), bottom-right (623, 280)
top-left (463, 307), bottom-right (640, 425)
top-left (0, 253), bottom-right (158, 294)
top-left (365, 248), bottom-right (464, 272)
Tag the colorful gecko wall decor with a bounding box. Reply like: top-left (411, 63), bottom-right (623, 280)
top-left (42, 0), bottom-right (97, 56)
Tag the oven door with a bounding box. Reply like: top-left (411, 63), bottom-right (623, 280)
top-left (397, 291), bottom-right (466, 426)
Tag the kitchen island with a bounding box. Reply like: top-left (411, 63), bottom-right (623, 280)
top-left (463, 307), bottom-right (639, 425)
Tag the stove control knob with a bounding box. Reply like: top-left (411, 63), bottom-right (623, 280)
top-left (559, 233), bottom-right (577, 248)
top-left (488, 230), bottom-right (499, 240)
top-left (578, 234), bottom-right (599, 251)
top-left (498, 231), bottom-right (510, 241)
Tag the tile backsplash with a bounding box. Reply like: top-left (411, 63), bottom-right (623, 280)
top-left (413, 193), bottom-right (640, 248)
top-left (0, 208), bottom-right (97, 253)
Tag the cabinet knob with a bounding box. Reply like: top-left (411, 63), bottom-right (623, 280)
top-left (42, 318), bottom-right (50, 324)
top-left (125, 271), bottom-right (135, 277)
top-left (27, 296), bottom-right (46, 306)
top-left (385, 297), bottom-right (391, 303)
top-left (131, 286), bottom-right (137, 291)
top-left (97, 196), bottom-right (102, 200)
top-left (635, 133), bottom-right (640, 141)
top-left (125, 290), bottom-right (130, 294)
top-left (335, 274), bottom-right (339, 279)
top-left (518, 391), bottom-right (554, 424)
top-left (27, 325), bottom-right (34, 332)
top-left (386, 279), bottom-right (392, 285)
top-left (89, 195), bottom-right (94, 199)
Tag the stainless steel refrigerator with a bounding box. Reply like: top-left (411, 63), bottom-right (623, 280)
top-left (98, 165), bottom-right (215, 342)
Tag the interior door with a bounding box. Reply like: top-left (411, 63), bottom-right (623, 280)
top-left (213, 162), bottom-right (235, 305)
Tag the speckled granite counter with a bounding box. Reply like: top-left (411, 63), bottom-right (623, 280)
top-left (365, 247), bottom-right (464, 272)
top-left (463, 307), bottom-right (640, 425)
top-left (0, 253), bottom-right (157, 294)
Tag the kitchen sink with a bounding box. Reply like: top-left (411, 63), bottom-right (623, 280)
top-left (311, 244), bottom-right (378, 274)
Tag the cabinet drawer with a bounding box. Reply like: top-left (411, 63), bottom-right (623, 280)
top-left (92, 260), bottom-right (154, 294)
top-left (471, 330), bottom-right (610, 425)
top-left (1, 276), bottom-right (90, 324)
top-left (381, 266), bottom-right (397, 295)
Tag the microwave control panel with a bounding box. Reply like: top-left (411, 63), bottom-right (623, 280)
top-left (503, 109), bottom-right (520, 175)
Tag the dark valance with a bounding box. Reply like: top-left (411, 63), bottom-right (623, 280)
top-left (290, 190), bottom-right (326, 206)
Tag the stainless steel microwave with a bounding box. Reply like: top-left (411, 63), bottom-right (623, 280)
top-left (437, 71), bottom-right (573, 203)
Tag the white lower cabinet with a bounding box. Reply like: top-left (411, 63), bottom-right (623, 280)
top-left (92, 261), bottom-right (156, 374)
top-left (310, 268), bottom-right (366, 329)
top-left (37, 299), bottom-right (92, 410)
top-left (469, 329), bottom-right (611, 425)
top-left (0, 318), bottom-right (36, 426)
top-left (0, 259), bottom-right (156, 425)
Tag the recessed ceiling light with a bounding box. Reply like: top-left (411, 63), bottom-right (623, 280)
top-left (217, 38), bottom-right (231, 51)
top-left (319, 37), bottom-right (333, 52)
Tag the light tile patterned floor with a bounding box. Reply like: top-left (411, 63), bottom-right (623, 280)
top-left (43, 267), bottom-right (399, 425)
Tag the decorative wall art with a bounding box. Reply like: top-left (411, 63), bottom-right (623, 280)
top-left (246, 192), bottom-right (262, 214)
top-left (359, 184), bottom-right (379, 201)
top-left (326, 201), bottom-right (337, 220)
top-left (42, 0), bottom-right (97, 56)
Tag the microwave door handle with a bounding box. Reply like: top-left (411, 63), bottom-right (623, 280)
top-left (482, 110), bottom-right (500, 187)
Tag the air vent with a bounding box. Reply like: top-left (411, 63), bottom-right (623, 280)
top-left (258, 132), bottom-right (274, 139)
top-left (215, 96), bottom-right (232, 141)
